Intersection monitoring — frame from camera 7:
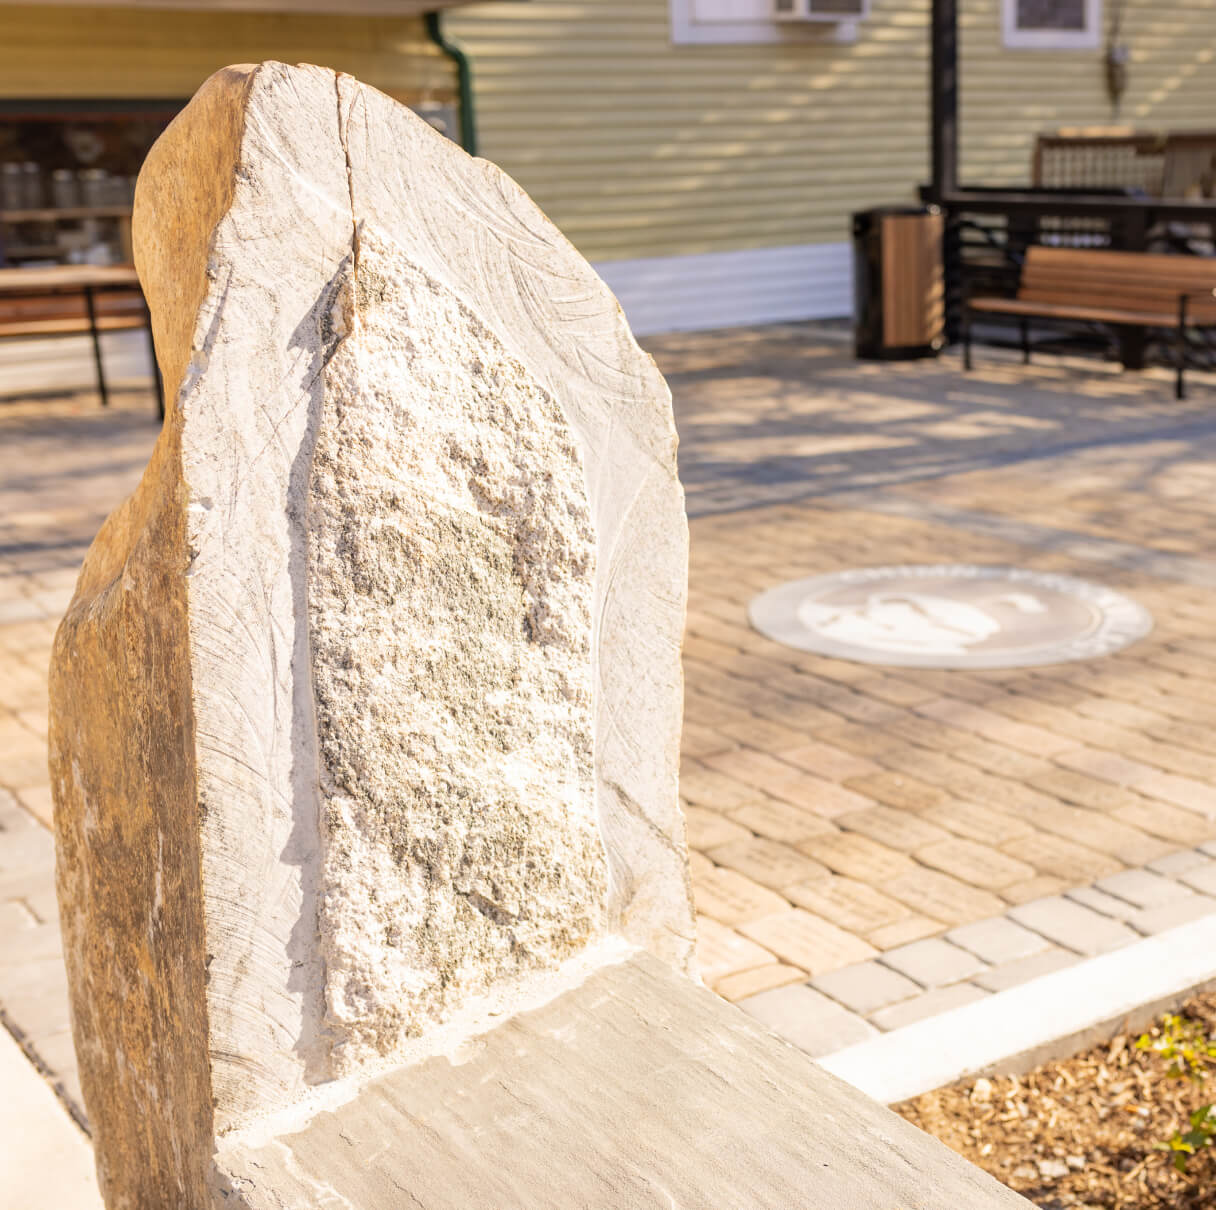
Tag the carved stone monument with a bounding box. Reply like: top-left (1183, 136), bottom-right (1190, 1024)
top-left (51, 62), bottom-right (1029, 1209)
top-left (51, 61), bottom-right (691, 1206)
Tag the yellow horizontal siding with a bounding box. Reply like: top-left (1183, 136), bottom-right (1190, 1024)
top-left (449, 0), bottom-right (1216, 262)
top-left (450, 0), bottom-right (930, 259)
top-left (0, 5), bottom-right (453, 100)
top-left (959, 0), bottom-right (1216, 186)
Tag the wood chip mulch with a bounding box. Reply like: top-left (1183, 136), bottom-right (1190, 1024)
top-left (894, 993), bottom-right (1216, 1209)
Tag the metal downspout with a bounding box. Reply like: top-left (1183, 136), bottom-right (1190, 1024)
top-left (424, 10), bottom-right (477, 156)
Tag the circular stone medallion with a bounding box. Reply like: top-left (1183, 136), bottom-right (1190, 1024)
top-left (748, 565), bottom-right (1152, 669)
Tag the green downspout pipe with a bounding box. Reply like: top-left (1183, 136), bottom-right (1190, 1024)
top-left (424, 10), bottom-right (477, 157)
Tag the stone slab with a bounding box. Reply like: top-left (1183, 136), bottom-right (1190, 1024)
top-left (218, 955), bottom-right (1029, 1208)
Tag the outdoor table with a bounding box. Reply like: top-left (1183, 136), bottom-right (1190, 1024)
top-left (0, 264), bottom-right (163, 417)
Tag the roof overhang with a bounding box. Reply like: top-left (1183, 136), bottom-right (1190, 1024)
top-left (14, 0), bottom-right (484, 12)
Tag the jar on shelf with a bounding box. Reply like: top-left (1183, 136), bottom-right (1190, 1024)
top-left (51, 169), bottom-right (80, 209)
top-left (21, 162), bottom-right (43, 209)
top-left (79, 169), bottom-right (107, 208)
top-left (0, 163), bottom-right (21, 211)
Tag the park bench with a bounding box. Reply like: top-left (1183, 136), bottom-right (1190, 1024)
top-left (0, 265), bottom-right (163, 415)
top-left (962, 246), bottom-right (1216, 399)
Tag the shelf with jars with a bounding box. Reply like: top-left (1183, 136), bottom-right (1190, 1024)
top-left (0, 108), bottom-right (170, 267)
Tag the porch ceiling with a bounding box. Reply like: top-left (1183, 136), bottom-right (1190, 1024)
top-left (15, 0), bottom-right (490, 12)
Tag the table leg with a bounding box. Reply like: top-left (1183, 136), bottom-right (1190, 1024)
top-left (83, 286), bottom-right (108, 408)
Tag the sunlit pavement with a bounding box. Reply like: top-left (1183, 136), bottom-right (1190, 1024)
top-left (5, 326), bottom-right (1216, 1123)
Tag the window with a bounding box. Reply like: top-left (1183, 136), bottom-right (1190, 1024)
top-left (670, 0), bottom-right (859, 44)
top-left (1002, 0), bottom-right (1102, 50)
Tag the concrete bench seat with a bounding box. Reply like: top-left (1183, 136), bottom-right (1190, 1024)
top-left (217, 954), bottom-right (1027, 1209)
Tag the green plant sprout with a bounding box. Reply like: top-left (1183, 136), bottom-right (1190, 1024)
top-left (1136, 1014), bottom-right (1216, 1173)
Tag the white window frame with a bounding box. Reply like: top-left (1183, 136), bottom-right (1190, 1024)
top-left (670, 0), bottom-right (857, 45)
top-left (1002, 0), bottom-right (1102, 50)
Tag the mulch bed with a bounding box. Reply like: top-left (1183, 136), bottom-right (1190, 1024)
top-left (894, 993), bottom-right (1216, 1209)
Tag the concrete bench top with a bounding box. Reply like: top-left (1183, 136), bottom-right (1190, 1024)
top-left (216, 953), bottom-right (1030, 1209)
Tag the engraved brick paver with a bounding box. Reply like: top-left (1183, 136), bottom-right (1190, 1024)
top-left (682, 805), bottom-right (752, 851)
top-left (777, 742), bottom-right (882, 783)
top-left (882, 866), bottom-right (1007, 925)
top-left (836, 806), bottom-right (952, 853)
top-left (796, 832), bottom-right (914, 884)
top-left (694, 916), bottom-right (778, 984)
top-left (842, 770), bottom-right (951, 812)
top-left (1002, 833), bottom-right (1123, 883)
top-left (712, 963), bottom-right (807, 1002)
top-left (993, 875), bottom-right (1069, 905)
top-left (728, 799), bottom-right (835, 843)
top-left (784, 875), bottom-right (917, 939)
top-left (708, 836), bottom-right (831, 891)
top-left (879, 937), bottom-right (987, 988)
top-left (739, 909), bottom-right (878, 974)
top-left (868, 915), bottom-right (945, 949)
top-left (692, 867), bottom-right (791, 926)
top-left (914, 838), bottom-right (1036, 890)
top-left (920, 801), bottom-right (1034, 846)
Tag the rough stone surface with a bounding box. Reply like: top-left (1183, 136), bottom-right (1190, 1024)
top-left (50, 62), bottom-right (691, 1207)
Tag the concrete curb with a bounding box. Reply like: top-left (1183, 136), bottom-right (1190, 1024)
top-left (818, 912), bottom-right (1216, 1104)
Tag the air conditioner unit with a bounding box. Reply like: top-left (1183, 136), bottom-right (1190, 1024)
top-left (773, 0), bottom-right (868, 20)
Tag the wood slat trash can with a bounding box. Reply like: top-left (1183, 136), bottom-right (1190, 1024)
top-left (853, 205), bottom-right (945, 360)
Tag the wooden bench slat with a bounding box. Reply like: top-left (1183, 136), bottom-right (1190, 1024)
top-left (1017, 289), bottom-right (1216, 319)
top-left (967, 296), bottom-right (1190, 326)
top-left (1023, 246), bottom-right (1216, 279)
top-left (1021, 269), bottom-right (1216, 289)
top-left (0, 315), bottom-right (149, 338)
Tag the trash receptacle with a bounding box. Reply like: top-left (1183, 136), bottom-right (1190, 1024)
top-left (853, 205), bottom-right (944, 360)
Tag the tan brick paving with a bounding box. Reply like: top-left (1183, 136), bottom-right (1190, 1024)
top-left (653, 327), bottom-right (1216, 997)
top-left (738, 909), bottom-right (878, 975)
top-left (708, 835), bottom-right (831, 890)
top-left (10, 334), bottom-right (1216, 1060)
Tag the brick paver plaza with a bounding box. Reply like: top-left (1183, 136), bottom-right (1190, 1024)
top-left (6, 325), bottom-right (1216, 1117)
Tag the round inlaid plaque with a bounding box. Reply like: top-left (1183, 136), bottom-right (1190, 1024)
top-left (749, 565), bottom-right (1152, 669)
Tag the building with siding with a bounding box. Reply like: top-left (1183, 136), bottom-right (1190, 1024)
top-left (0, 0), bottom-right (1213, 335)
top-left (448, 0), bottom-right (1216, 333)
